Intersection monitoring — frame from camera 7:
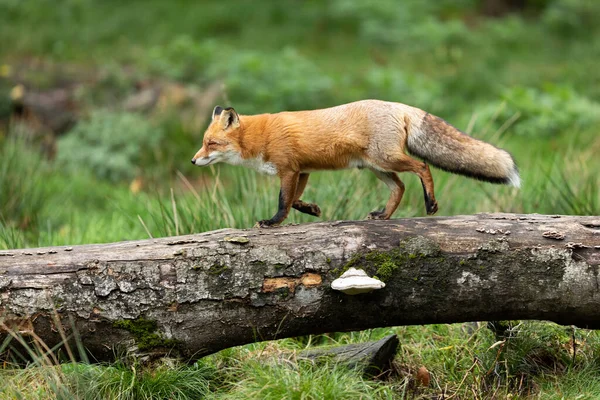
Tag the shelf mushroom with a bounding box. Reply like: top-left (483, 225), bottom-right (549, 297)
top-left (331, 267), bottom-right (386, 295)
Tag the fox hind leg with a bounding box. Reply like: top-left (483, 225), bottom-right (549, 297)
top-left (382, 156), bottom-right (438, 215)
top-left (416, 162), bottom-right (438, 215)
top-left (292, 173), bottom-right (321, 217)
top-left (367, 170), bottom-right (405, 220)
top-left (419, 164), bottom-right (438, 215)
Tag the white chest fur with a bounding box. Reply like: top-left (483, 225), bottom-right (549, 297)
top-left (226, 153), bottom-right (278, 175)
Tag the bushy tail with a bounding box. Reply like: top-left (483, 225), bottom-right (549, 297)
top-left (407, 113), bottom-right (520, 187)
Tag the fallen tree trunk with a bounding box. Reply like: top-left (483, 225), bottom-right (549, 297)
top-left (1, 213), bottom-right (599, 362)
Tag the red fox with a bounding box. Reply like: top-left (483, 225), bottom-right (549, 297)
top-left (192, 100), bottom-right (519, 227)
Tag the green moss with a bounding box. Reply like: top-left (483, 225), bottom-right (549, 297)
top-left (338, 236), bottom-right (445, 282)
top-left (336, 252), bottom-right (363, 277)
top-left (113, 318), bottom-right (182, 351)
top-left (251, 260), bottom-right (266, 267)
top-left (209, 263), bottom-right (228, 275)
top-left (340, 248), bottom-right (406, 282)
top-left (277, 287), bottom-right (290, 299)
top-left (366, 251), bottom-right (399, 282)
top-left (53, 296), bottom-right (65, 308)
top-left (326, 258), bottom-right (332, 264)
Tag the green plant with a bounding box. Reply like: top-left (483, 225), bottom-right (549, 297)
top-left (542, 0), bottom-right (600, 36)
top-left (0, 222), bottom-right (24, 249)
top-left (362, 67), bottom-right (442, 110)
top-left (212, 47), bottom-right (335, 114)
top-left (326, 0), bottom-right (474, 50)
top-left (0, 318), bottom-right (214, 400)
top-left (57, 111), bottom-right (164, 182)
top-left (63, 361), bottom-right (215, 400)
top-left (145, 36), bottom-right (219, 82)
top-left (0, 134), bottom-right (47, 241)
top-left (220, 358), bottom-right (392, 399)
top-left (475, 85), bottom-right (600, 138)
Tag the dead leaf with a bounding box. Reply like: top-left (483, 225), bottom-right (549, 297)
top-left (416, 366), bottom-right (430, 387)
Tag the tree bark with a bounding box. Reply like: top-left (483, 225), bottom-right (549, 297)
top-left (1, 213), bottom-right (599, 362)
top-left (298, 334), bottom-right (400, 376)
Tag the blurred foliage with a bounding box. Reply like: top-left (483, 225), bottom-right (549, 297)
top-left (326, 0), bottom-right (476, 49)
top-left (361, 67), bottom-right (443, 111)
top-left (143, 38), bottom-right (334, 113)
top-left (477, 85), bottom-right (600, 137)
top-left (0, 80), bottom-right (12, 119)
top-left (0, 133), bottom-right (47, 241)
top-left (145, 36), bottom-right (219, 83)
top-left (57, 111), bottom-right (163, 182)
top-left (541, 0), bottom-right (600, 36)
top-left (214, 47), bottom-right (335, 113)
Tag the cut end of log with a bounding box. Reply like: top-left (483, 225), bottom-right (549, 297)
top-left (298, 334), bottom-right (399, 376)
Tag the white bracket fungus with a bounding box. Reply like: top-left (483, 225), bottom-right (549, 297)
top-left (330, 267), bottom-right (385, 295)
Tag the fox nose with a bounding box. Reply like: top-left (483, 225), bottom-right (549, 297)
top-left (191, 159), bottom-right (195, 164)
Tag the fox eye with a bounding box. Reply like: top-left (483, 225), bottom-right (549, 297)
top-left (207, 140), bottom-right (219, 147)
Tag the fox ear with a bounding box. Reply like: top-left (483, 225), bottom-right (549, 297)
top-left (212, 106), bottom-right (224, 120)
top-left (220, 107), bottom-right (240, 129)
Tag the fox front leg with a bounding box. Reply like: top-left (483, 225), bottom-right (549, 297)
top-left (256, 171), bottom-right (299, 228)
top-left (292, 173), bottom-right (321, 217)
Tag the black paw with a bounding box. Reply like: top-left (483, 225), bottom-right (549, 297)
top-left (423, 190), bottom-right (438, 215)
top-left (254, 219), bottom-right (278, 228)
top-left (367, 209), bottom-right (388, 220)
top-left (293, 201), bottom-right (322, 217)
top-left (426, 199), bottom-right (438, 215)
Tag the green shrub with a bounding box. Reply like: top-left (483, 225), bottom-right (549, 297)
top-left (213, 47), bottom-right (335, 114)
top-left (362, 67), bottom-right (443, 110)
top-left (327, 0), bottom-right (474, 50)
top-left (141, 38), bottom-right (334, 114)
top-left (145, 36), bottom-right (219, 82)
top-left (57, 111), bottom-right (164, 182)
top-left (542, 0), bottom-right (600, 37)
top-left (476, 85), bottom-right (600, 138)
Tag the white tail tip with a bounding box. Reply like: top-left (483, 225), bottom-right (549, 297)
top-left (508, 169), bottom-right (521, 188)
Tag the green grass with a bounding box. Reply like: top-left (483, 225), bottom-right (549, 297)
top-left (0, 135), bottom-right (47, 245)
top-left (2, 322), bottom-right (599, 399)
top-left (2, 0), bottom-right (600, 398)
top-left (218, 359), bottom-right (393, 399)
top-left (0, 361), bottom-right (216, 399)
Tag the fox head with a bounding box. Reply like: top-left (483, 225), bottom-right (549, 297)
top-left (191, 106), bottom-right (242, 166)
